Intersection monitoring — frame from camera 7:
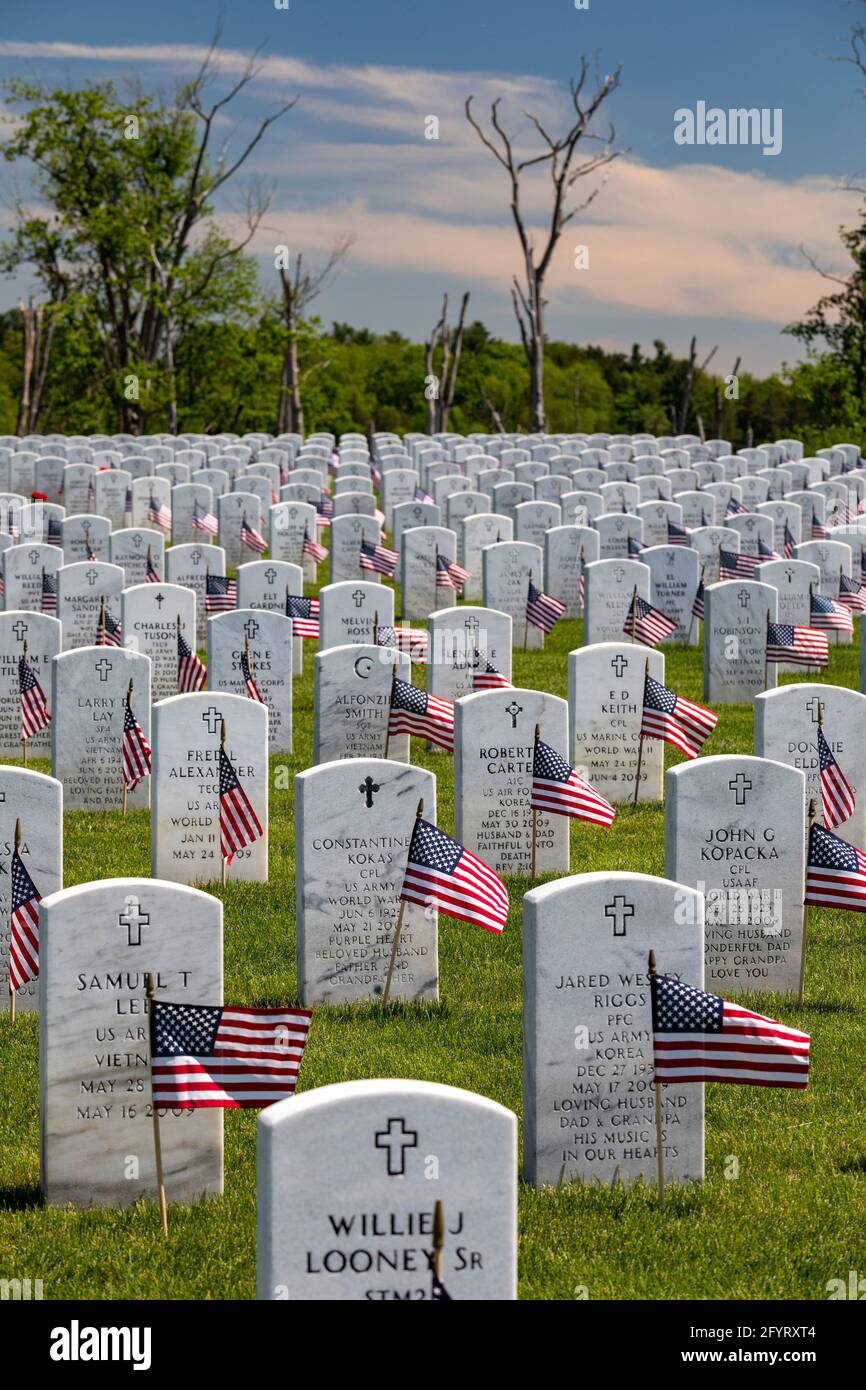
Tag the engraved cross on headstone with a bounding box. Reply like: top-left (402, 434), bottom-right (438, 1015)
top-left (243, 618), bottom-right (260, 640)
top-left (805, 695), bottom-right (822, 723)
top-left (352, 589), bottom-right (365, 608)
top-left (12, 620), bottom-right (29, 642)
top-left (729, 772), bottom-right (752, 805)
top-left (118, 899), bottom-right (149, 947)
top-left (374, 1117), bottom-right (418, 1176)
top-left (264, 567), bottom-right (277, 585)
top-left (505, 700), bottom-right (523, 729)
top-left (85, 568), bottom-right (99, 586)
top-left (737, 589), bottom-right (750, 608)
top-left (202, 705), bottom-right (223, 734)
top-left (463, 616), bottom-right (480, 637)
top-left (154, 592), bottom-right (165, 608)
top-left (605, 895), bottom-right (634, 937)
top-left (610, 655), bottom-right (628, 678)
top-left (95, 658), bottom-right (113, 681)
top-left (359, 775), bottom-right (380, 808)
top-left (190, 550), bottom-right (202, 566)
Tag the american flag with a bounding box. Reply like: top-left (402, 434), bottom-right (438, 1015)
top-left (241, 515), bottom-right (268, 554)
top-left (177, 630), bottom-right (207, 692)
top-left (666, 519), bottom-right (690, 545)
top-left (360, 537), bottom-right (398, 578)
top-left (285, 594), bottom-right (320, 639)
top-left (472, 650), bottom-right (512, 689)
top-left (623, 595), bottom-right (677, 647)
top-left (41, 570), bottom-right (57, 613)
top-left (641, 674), bottom-right (717, 759)
top-left (400, 816), bottom-right (509, 934)
top-left (691, 578), bottom-right (705, 621)
top-left (19, 654), bottom-right (51, 738)
top-left (805, 823), bottom-right (866, 911)
top-left (783, 522), bottom-right (797, 558)
top-left (725, 497), bottom-right (749, 517)
top-left (811, 511), bottom-right (828, 540)
top-left (440, 554), bottom-right (471, 590)
top-left (415, 486), bottom-right (434, 505)
top-left (148, 494), bottom-right (172, 530)
top-left (205, 573), bottom-right (237, 613)
top-left (765, 620), bottom-right (828, 667)
top-left (7, 847), bottom-right (41, 993)
top-left (241, 647), bottom-right (265, 703)
top-left (47, 516), bottom-right (62, 546)
top-left (5, 507), bottom-right (19, 539)
top-left (435, 553), bottom-right (456, 589)
top-left (145, 548), bottom-right (160, 583)
top-left (122, 687), bottom-right (151, 790)
top-left (191, 501), bottom-right (218, 536)
top-left (810, 591), bottom-right (853, 634)
top-left (758, 535), bottom-right (781, 561)
top-left (818, 725), bottom-right (856, 830)
top-left (531, 738), bottom-right (615, 825)
top-left (389, 678), bottom-right (454, 750)
top-left (151, 999), bottom-right (311, 1109)
top-left (837, 572), bottom-right (866, 612)
top-left (526, 580), bottom-right (566, 634)
top-left (303, 532), bottom-right (328, 565)
top-left (720, 546), bottom-right (762, 578)
top-left (316, 499), bottom-right (332, 526)
top-left (219, 743), bottom-right (263, 862)
top-left (97, 604), bottom-right (123, 647)
top-left (378, 624), bottom-right (428, 663)
top-left (627, 534), bottom-right (645, 557)
top-left (651, 974), bottom-right (810, 1089)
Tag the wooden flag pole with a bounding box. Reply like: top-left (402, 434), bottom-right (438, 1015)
top-left (122, 678), bottom-right (133, 816)
top-left (764, 607), bottom-right (772, 691)
top-left (687, 565), bottom-right (704, 646)
top-left (373, 609), bottom-right (379, 648)
top-left (9, 819), bottom-right (21, 1023)
top-left (382, 798), bottom-right (424, 1006)
top-left (799, 797), bottom-right (818, 1005)
top-left (20, 640), bottom-right (28, 767)
top-left (628, 586), bottom-right (638, 645)
top-left (383, 661), bottom-right (397, 759)
top-left (648, 949), bottom-right (665, 1208)
top-left (432, 1199), bottom-right (445, 1284)
top-left (524, 571), bottom-right (532, 651)
top-left (633, 658), bottom-right (650, 807)
top-left (145, 972), bottom-right (169, 1236)
top-left (531, 724), bottom-right (540, 883)
top-left (220, 718), bottom-right (227, 888)
top-left (578, 546), bottom-right (585, 617)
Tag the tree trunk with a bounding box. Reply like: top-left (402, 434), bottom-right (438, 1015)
top-left (529, 273), bottom-right (546, 432)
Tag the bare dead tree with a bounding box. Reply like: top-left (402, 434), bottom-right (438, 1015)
top-left (674, 336), bottom-right (717, 434)
top-left (424, 291), bottom-right (470, 432)
top-left (481, 389), bottom-right (507, 434)
top-left (574, 372), bottom-right (581, 433)
top-left (277, 238), bottom-right (352, 435)
top-left (17, 295), bottom-right (62, 435)
top-left (466, 60), bottom-right (622, 431)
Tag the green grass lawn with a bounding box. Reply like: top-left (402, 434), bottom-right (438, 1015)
top-left (1, 604), bottom-right (865, 1301)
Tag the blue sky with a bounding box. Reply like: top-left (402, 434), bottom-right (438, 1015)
top-left (0, 0), bottom-right (863, 374)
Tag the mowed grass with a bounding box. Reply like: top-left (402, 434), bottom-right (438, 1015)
top-left (1, 599), bottom-right (866, 1301)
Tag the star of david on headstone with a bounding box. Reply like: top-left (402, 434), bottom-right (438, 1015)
top-left (505, 700), bottom-right (523, 729)
top-left (359, 775), bottom-right (380, 808)
top-left (118, 899), bottom-right (149, 947)
top-left (202, 705), bottom-right (222, 734)
top-left (374, 1118), bottom-right (418, 1176)
top-left (605, 895), bottom-right (634, 937)
top-left (729, 772), bottom-right (752, 805)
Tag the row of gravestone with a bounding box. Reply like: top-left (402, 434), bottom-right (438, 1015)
top-left (23, 859), bottom-right (800, 1297)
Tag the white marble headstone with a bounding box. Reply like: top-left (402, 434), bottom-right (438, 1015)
top-left (52, 645), bottom-right (151, 811)
top-left (257, 1079), bottom-right (517, 1300)
top-left (0, 611), bottom-right (60, 756)
top-left (208, 609), bottom-right (292, 754)
top-left (755, 684), bottom-right (866, 843)
top-left (568, 642), bottom-right (665, 804)
top-left (295, 758), bottom-right (437, 1005)
top-left (0, 767), bottom-right (62, 1013)
top-left (313, 644), bottom-right (410, 763)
